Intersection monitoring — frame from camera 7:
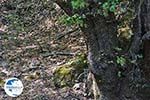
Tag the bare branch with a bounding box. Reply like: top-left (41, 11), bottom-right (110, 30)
top-left (56, 28), bottom-right (79, 40)
top-left (53, 0), bottom-right (73, 16)
top-left (40, 51), bottom-right (75, 57)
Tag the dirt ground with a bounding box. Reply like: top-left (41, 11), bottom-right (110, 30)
top-left (0, 1), bottom-right (90, 99)
top-left (0, 25), bottom-right (88, 100)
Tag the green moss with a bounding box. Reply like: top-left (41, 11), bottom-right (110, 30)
top-left (53, 53), bottom-right (88, 87)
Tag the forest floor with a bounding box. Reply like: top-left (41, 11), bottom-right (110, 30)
top-left (0, 22), bottom-right (88, 100)
top-left (0, 1), bottom-right (90, 99)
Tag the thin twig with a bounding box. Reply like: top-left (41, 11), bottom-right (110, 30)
top-left (40, 51), bottom-right (75, 57)
top-left (56, 28), bottom-right (79, 40)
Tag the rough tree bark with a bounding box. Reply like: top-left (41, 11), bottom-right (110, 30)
top-left (81, 15), bottom-right (120, 100)
top-left (55, 0), bottom-right (150, 100)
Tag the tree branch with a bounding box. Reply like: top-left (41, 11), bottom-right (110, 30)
top-left (40, 51), bottom-right (75, 57)
top-left (53, 0), bottom-right (73, 16)
top-left (56, 28), bottom-right (79, 40)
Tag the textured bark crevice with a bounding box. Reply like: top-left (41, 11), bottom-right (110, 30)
top-left (81, 15), bottom-right (121, 100)
top-left (137, 0), bottom-right (150, 99)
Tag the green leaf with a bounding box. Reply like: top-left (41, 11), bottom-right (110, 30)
top-left (117, 56), bottom-right (126, 66)
top-left (117, 71), bottom-right (122, 78)
top-left (109, 5), bottom-right (116, 12)
top-left (71, 0), bottom-right (86, 9)
top-left (102, 2), bottom-right (109, 10)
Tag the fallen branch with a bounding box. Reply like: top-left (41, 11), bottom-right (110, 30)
top-left (56, 28), bottom-right (79, 40)
top-left (40, 51), bottom-right (75, 57)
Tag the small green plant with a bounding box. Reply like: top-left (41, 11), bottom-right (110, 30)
top-left (114, 47), bottom-right (122, 51)
top-left (116, 56), bottom-right (126, 66)
top-left (59, 14), bottom-right (85, 27)
top-left (102, 0), bottom-right (121, 16)
top-left (117, 71), bottom-right (122, 78)
top-left (71, 0), bottom-right (87, 9)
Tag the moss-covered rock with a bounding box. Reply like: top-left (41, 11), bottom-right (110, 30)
top-left (53, 53), bottom-right (88, 88)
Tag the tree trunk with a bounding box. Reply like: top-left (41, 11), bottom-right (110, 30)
top-left (55, 0), bottom-right (150, 99)
top-left (81, 15), bottom-right (136, 100)
top-left (81, 15), bottom-right (120, 100)
top-left (81, 0), bottom-right (150, 99)
top-left (136, 0), bottom-right (150, 99)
